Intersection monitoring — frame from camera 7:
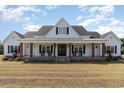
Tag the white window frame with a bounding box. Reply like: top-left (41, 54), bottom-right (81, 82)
top-left (106, 46), bottom-right (115, 53)
top-left (73, 44), bottom-right (83, 54)
top-left (40, 45), bottom-right (51, 54)
top-left (58, 27), bottom-right (68, 34)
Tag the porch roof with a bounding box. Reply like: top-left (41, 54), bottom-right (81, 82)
top-left (20, 38), bottom-right (107, 43)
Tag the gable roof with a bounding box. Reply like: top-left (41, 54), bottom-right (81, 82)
top-left (100, 31), bottom-right (122, 44)
top-left (87, 31), bottom-right (100, 38)
top-left (3, 31), bottom-right (24, 43)
top-left (24, 25), bottom-right (100, 38)
top-left (14, 31), bottom-right (24, 38)
top-left (100, 31), bottom-right (116, 38)
top-left (35, 26), bottom-right (54, 36)
top-left (24, 31), bottom-right (37, 38)
top-left (71, 26), bottom-right (87, 35)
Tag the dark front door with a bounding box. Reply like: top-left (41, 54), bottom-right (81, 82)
top-left (58, 44), bottom-right (66, 56)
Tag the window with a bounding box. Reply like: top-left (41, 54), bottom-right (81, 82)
top-left (111, 46), bottom-right (114, 53)
top-left (8, 45), bottom-right (20, 54)
top-left (42, 46), bottom-right (45, 53)
top-left (46, 46), bottom-right (50, 53)
top-left (39, 45), bottom-right (52, 54)
top-left (72, 44), bottom-right (85, 56)
top-left (79, 46), bottom-right (82, 53)
top-left (56, 27), bottom-right (69, 35)
top-left (58, 27), bottom-right (63, 34)
top-left (106, 46), bottom-right (116, 54)
top-left (8, 46), bottom-right (10, 53)
top-left (75, 45), bottom-right (79, 53)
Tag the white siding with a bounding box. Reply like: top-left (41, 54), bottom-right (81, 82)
top-left (103, 33), bottom-right (121, 56)
top-left (4, 32), bottom-right (21, 56)
top-left (83, 44), bottom-right (92, 57)
top-left (46, 19), bottom-right (80, 38)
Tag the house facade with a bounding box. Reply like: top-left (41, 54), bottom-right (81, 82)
top-left (3, 18), bottom-right (122, 61)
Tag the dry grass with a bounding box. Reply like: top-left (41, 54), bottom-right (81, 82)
top-left (0, 55), bottom-right (124, 87)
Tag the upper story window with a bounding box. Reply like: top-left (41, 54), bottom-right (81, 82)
top-left (56, 27), bottom-right (69, 35)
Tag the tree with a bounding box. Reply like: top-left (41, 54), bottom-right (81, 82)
top-left (120, 38), bottom-right (124, 54)
top-left (0, 41), bottom-right (3, 54)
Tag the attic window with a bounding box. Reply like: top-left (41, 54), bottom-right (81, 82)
top-left (56, 27), bottom-right (69, 35)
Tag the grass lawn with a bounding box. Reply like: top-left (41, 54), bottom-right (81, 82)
top-left (0, 55), bottom-right (124, 88)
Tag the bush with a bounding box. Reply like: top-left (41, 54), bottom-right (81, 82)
top-left (2, 56), bottom-right (8, 61)
top-left (121, 51), bottom-right (124, 55)
top-left (14, 57), bottom-right (21, 61)
top-left (8, 57), bottom-right (14, 61)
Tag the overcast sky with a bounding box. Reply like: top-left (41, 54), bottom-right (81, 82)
top-left (0, 5), bottom-right (124, 41)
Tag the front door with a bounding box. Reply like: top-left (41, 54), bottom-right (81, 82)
top-left (58, 44), bottom-right (66, 56)
top-left (95, 44), bottom-right (100, 57)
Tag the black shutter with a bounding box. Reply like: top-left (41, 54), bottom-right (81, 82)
top-left (72, 45), bottom-right (74, 53)
top-left (115, 45), bottom-right (117, 54)
top-left (83, 45), bottom-right (85, 54)
top-left (19, 45), bottom-right (20, 53)
top-left (39, 45), bottom-right (41, 53)
top-left (11, 46), bottom-right (13, 53)
top-left (56, 27), bottom-right (58, 34)
top-left (51, 45), bottom-right (53, 54)
top-left (8, 46), bottom-right (10, 53)
top-left (67, 27), bottom-right (69, 34)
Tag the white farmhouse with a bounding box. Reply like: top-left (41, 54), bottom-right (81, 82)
top-left (3, 18), bottom-right (122, 61)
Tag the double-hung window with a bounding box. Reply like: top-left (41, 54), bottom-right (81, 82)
top-left (39, 45), bottom-right (52, 54)
top-left (8, 45), bottom-right (20, 54)
top-left (72, 44), bottom-right (85, 56)
top-left (56, 27), bottom-right (69, 35)
top-left (106, 45), bottom-right (117, 54)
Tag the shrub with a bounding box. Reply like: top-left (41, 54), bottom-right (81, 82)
top-left (14, 57), bottom-right (21, 61)
top-left (8, 57), bottom-right (14, 61)
top-left (2, 56), bottom-right (8, 61)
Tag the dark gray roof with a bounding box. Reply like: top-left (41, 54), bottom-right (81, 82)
top-left (87, 31), bottom-right (101, 38)
top-left (24, 25), bottom-right (100, 38)
top-left (35, 26), bottom-right (53, 36)
top-left (24, 31), bottom-right (37, 38)
top-left (71, 26), bottom-right (88, 35)
top-left (14, 31), bottom-right (24, 38)
top-left (100, 31), bottom-right (111, 38)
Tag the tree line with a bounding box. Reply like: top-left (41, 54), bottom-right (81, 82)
top-left (120, 38), bottom-right (124, 54)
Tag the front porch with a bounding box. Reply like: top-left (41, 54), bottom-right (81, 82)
top-left (19, 38), bottom-right (106, 62)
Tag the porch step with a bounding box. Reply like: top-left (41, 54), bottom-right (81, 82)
top-left (56, 56), bottom-right (70, 62)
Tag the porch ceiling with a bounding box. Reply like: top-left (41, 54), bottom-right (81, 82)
top-left (20, 38), bottom-right (107, 43)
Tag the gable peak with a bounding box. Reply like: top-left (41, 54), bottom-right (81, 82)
top-left (56, 18), bottom-right (70, 26)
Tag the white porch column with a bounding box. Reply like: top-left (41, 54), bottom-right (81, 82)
top-left (102, 43), bottom-right (105, 57)
top-left (100, 43), bottom-right (102, 56)
top-left (67, 43), bottom-right (69, 56)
